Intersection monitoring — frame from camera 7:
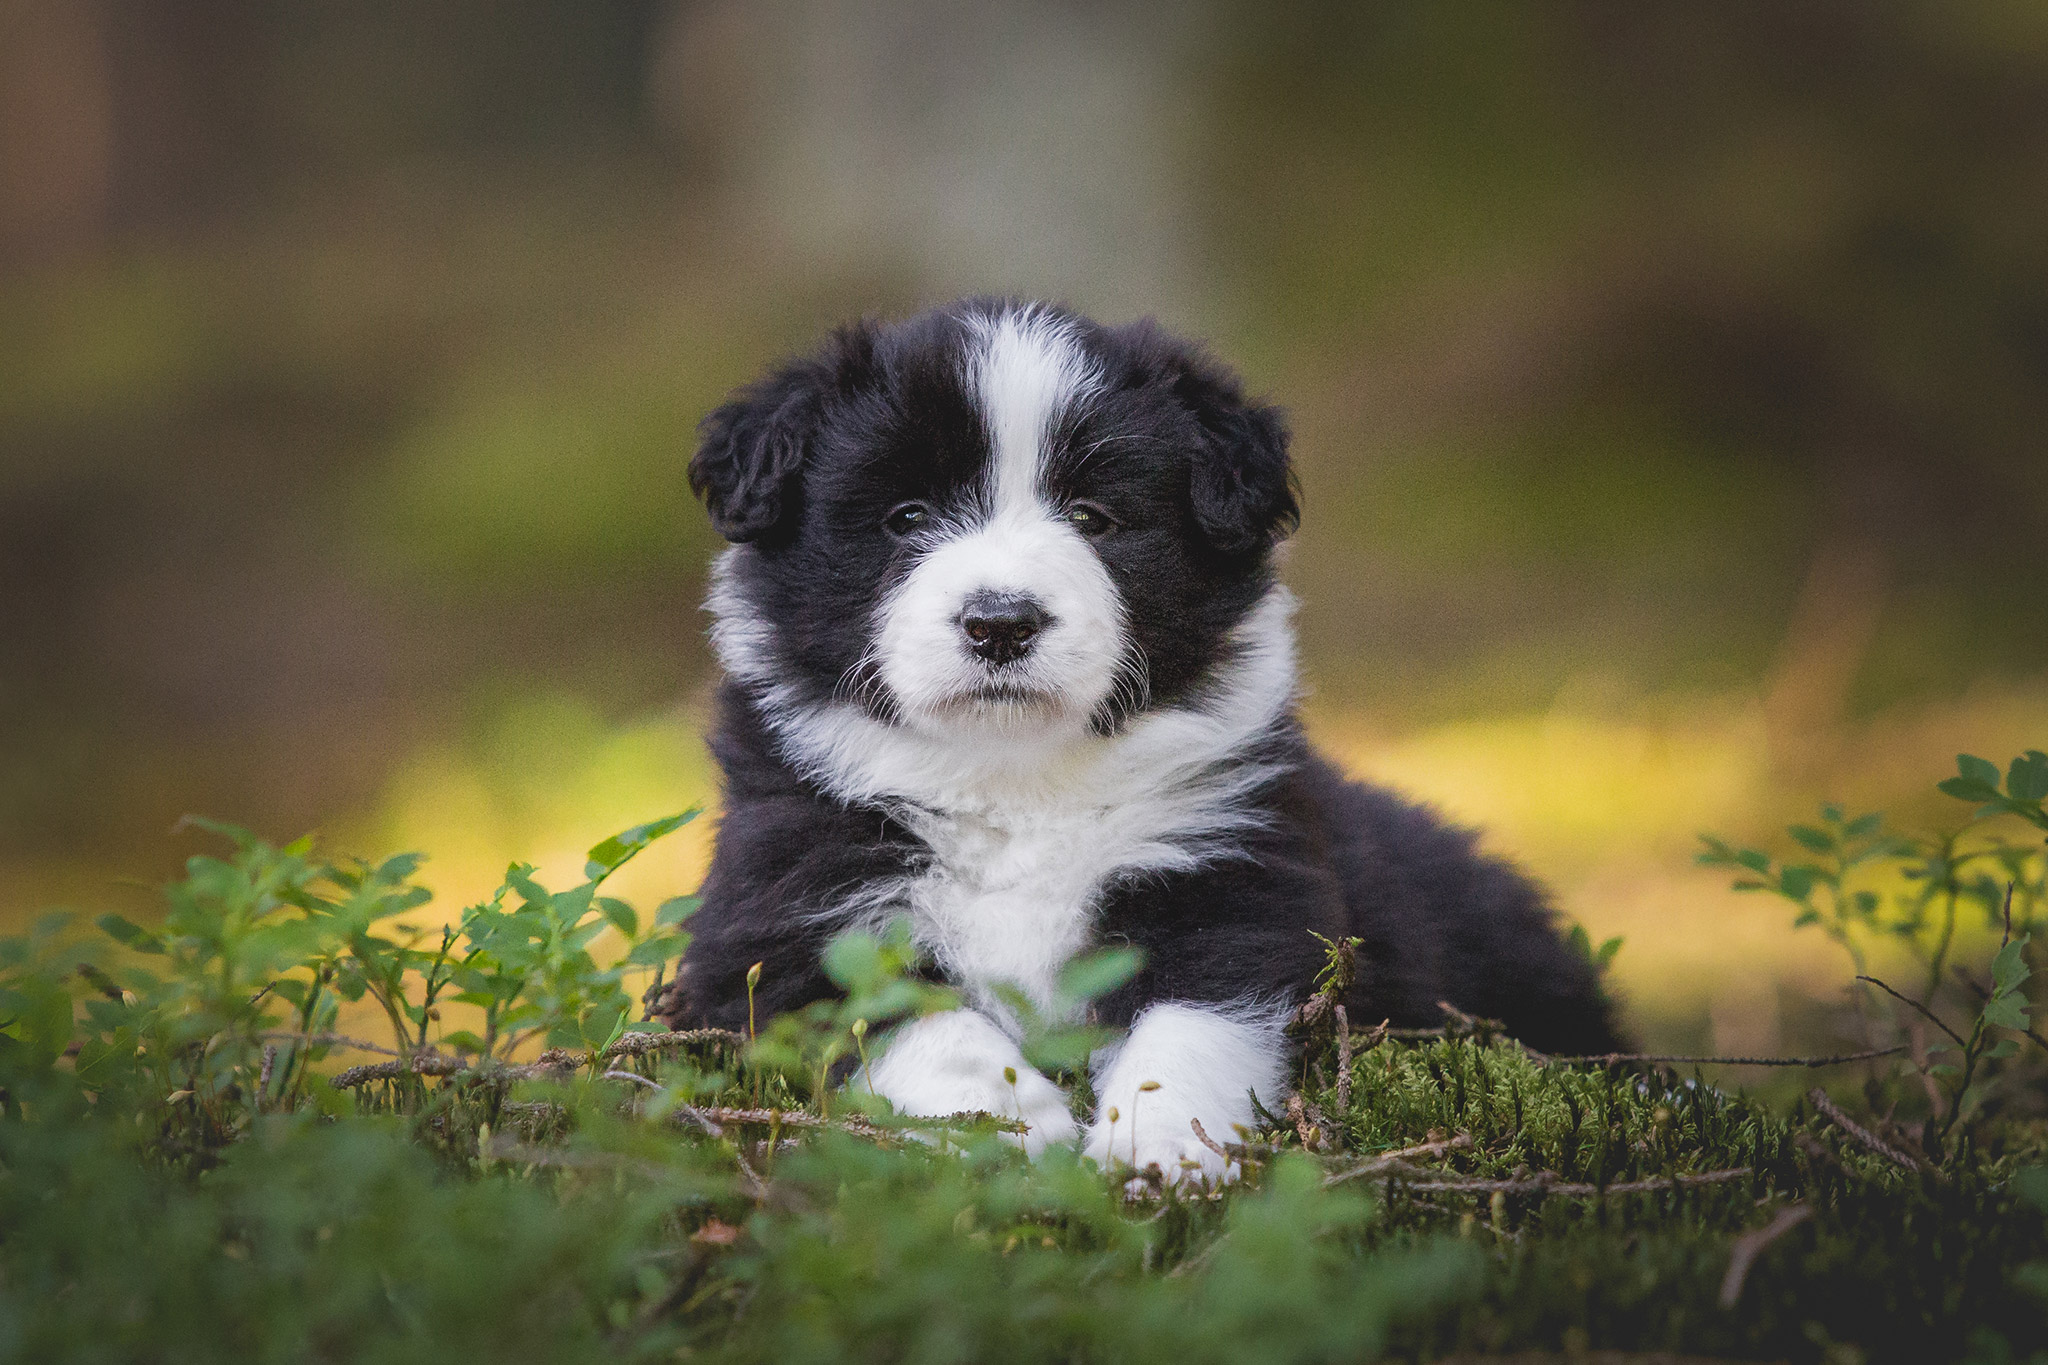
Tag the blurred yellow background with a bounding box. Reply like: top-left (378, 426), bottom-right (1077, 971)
top-left (4, 1), bottom-right (2045, 1053)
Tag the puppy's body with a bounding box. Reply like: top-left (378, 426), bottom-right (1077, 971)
top-left (657, 300), bottom-right (1620, 1179)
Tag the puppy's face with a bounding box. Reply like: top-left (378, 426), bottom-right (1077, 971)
top-left (693, 301), bottom-right (1296, 741)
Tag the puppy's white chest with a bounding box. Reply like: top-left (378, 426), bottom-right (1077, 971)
top-left (903, 806), bottom-right (1109, 1013)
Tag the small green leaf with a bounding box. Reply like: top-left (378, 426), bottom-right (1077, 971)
top-left (1938, 776), bottom-right (2001, 803)
top-left (95, 914), bottom-right (165, 955)
top-left (1788, 825), bottom-right (1835, 854)
top-left (655, 896), bottom-right (701, 928)
top-left (1983, 993), bottom-right (2031, 1032)
top-left (597, 898), bottom-right (637, 939)
top-left (624, 937), bottom-right (683, 968)
top-left (1779, 866), bottom-right (1818, 900)
top-left (822, 932), bottom-right (885, 991)
top-left (1056, 946), bottom-right (1144, 1006)
top-left (1958, 753), bottom-right (2003, 790)
top-left (373, 851), bottom-right (426, 886)
top-left (1993, 935), bottom-right (2033, 995)
top-left (504, 865), bottom-right (551, 909)
top-left (584, 810), bottom-right (700, 882)
top-left (2009, 750), bottom-right (2048, 801)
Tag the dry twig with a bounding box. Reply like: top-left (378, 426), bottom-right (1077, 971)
top-left (1189, 1117), bottom-right (1232, 1163)
top-left (1334, 1003), bottom-right (1353, 1114)
top-left (1396, 1166), bottom-right (1750, 1198)
top-left (603, 1069), bottom-right (662, 1090)
top-left (1323, 1132), bottom-right (1474, 1187)
top-left (1807, 1088), bottom-right (1942, 1179)
top-left (1547, 1046), bottom-right (1907, 1068)
top-left (1343, 1024), bottom-right (1905, 1070)
top-left (1719, 1203), bottom-right (1812, 1308)
top-left (1855, 976), bottom-right (1968, 1051)
top-left (329, 1027), bottom-right (744, 1090)
top-left (1284, 1093), bottom-right (1319, 1150)
top-left (257, 1031), bottom-right (401, 1056)
top-left (676, 1105), bottom-right (1028, 1140)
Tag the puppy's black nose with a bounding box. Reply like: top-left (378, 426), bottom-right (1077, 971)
top-left (958, 593), bottom-right (1049, 665)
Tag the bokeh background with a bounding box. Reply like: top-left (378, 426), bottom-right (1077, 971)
top-left (5, 0), bottom-right (2046, 1053)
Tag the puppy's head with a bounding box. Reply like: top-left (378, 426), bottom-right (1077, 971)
top-left (693, 300), bottom-right (1295, 743)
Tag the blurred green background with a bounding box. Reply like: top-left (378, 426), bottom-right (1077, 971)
top-left (3, 0), bottom-right (2045, 1051)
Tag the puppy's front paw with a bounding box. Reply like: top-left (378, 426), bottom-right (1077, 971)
top-left (861, 1010), bottom-right (1078, 1155)
top-left (1006, 1074), bottom-right (1081, 1155)
top-left (1083, 1116), bottom-right (1237, 1190)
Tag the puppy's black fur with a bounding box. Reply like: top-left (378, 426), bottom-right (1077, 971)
top-left (656, 301), bottom-right (1623, 1058)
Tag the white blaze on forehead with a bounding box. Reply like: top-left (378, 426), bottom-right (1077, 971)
top-left (856, 304), bottom-right (1125, 744)
top-left (966, 307), bottom-right (1098, 513)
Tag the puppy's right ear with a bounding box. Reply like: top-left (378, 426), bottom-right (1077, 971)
top-left (688, 362), bottom-right (826, 543)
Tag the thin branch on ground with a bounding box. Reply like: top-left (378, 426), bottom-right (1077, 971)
top-left (1323, 1132), bottom-right (1474, 1187)
top-left (329, 1028), bottom-right (746, 1089)
top-left (1344, 1025), bottom-right (1907, 1069)
top-left (1719, 1204), bottom-right (1813, 1309)
top-left (332, 1053), bottom-right (473, 1088)
top-left (729, 1142), bottom-right (767, 1201)
top-left (1436, 1000), bottom-right (1486, 1032)
top-left (1189, 1117), bottom-right (1232, 1163)
top-left (1808, 1087), bottom-right (1943, 1179)
top-left (672, 1104), bottom-right (726, 1138)
top-left (603, 1069), bottom-right (662, 1090)
top-left (1548, 1046), bottom-right (1909, 1068)
top-left (1392, 1166), bottom-right (1751, 1198)
top-left (1855, 975), bottom-right (1969, 1050)
top-left (675, 1105), bottom-right (1028, 1140)
top-left (256, 1031), bottom-right (401, 1056)
top-left (1284, 1093), bottom-right (1319, 1150)
top-left (603, 1028), bottom-right (748, 1056)
top-left (1334, 1003), bottom-right (1353, 1114)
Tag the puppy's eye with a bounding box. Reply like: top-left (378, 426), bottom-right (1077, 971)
top-left (884, 503), bottom-right (929, 536)
top-left (1062, 501), bottom-right (1117, 536)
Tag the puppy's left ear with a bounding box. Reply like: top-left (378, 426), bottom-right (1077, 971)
top-left (688, 363), bottom-right (826, 543)
top-left (1168, 344), bottom-right (1299, 556)
top-left (690, 323), bottom-right (877, 543)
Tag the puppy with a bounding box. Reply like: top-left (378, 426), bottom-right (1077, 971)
top-left (653, 299), bottom-right (1621, 1182)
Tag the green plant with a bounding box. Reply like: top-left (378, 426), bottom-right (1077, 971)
top-left (1700, 749), bottom-right (2048, 1150)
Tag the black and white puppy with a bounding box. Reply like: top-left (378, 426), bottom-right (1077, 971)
top-left (654, 299), bottom-right (1621, 1182)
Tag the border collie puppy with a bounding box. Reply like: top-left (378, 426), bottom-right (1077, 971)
top-left (653, 299), bottom-right (1621, 1182)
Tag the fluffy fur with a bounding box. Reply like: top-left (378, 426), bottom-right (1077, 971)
top-left (656, 298), bottom-right (1622, 1183)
